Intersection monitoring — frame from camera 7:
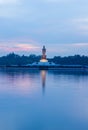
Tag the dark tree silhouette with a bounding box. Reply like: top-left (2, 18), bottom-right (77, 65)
top-left (0, 53), bottom-right (88, 66)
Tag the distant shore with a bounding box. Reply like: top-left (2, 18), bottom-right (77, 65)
top-left (0, 65), bottom-right (88, 71)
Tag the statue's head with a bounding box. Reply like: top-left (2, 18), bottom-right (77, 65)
top-left (43, 45), bottom-right (46, 50)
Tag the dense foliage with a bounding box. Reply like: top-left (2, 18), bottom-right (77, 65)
top-left (0, 53), bottom-right (88, 66)
top-left (0, 53), bottom-right (41, 66)
top-left (52, 55), bottom-right (88, 65)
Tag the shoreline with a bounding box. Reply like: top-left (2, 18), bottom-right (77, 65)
top-left (0, 65), bottom-right (87, 71)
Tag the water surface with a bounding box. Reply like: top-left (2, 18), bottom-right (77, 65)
top-left (0, 68), bottom-right (88, 130)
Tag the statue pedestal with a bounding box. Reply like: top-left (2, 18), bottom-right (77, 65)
top-left (40, 59), bottom-right (48, 63)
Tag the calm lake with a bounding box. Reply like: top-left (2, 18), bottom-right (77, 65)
top-left (0, 68), bottom-right (88, 130)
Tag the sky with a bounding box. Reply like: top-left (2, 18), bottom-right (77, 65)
top-left (0, 0), bottom-right (88, 57)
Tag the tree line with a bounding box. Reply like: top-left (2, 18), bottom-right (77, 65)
top-left (0, 53), bottom-right (88, 66)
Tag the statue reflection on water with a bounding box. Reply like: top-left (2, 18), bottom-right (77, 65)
top-left (41, 70), bottom-right (47, 94)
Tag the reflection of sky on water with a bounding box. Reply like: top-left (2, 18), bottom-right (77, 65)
top-left (0, 68), bottom-right (41, 96)
top-left (0, 68), bottom-right (47, 96)
top-left (0, 68), bottom-right (88, 130)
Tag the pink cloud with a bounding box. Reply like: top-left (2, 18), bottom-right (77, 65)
top-left (16, 44), bottom-right (40, 51)
top-left (0, 43), bottom-right (40, 53)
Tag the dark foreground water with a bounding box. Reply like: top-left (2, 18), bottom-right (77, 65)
top-left (0, 68), bottom-right (88, 130)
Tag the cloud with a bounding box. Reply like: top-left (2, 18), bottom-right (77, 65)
top-left (47, 43), bottom-right (88, 57)
top-left (0, 0), bottom-right (19, 5)
top-left (0, 0), bottom-right (88, 57)
top-left (0, 42), bottom-right (88, 57)
top-left (0, 42), bottom-right (40, 55)
top-left (72, 43), bottom-right (88, 47)
top-left (43, 0), bottom-right (64, 3)
top-left (72, 18), bottom-right (88, 34)
top-left (41, 0), bottom-right (74, 3)
top-left (16, 44), bottom-right (40, 51)
top-left (0, 0), bottom-right (20, 18)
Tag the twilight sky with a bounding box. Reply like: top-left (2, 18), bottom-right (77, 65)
top-left (0, 0), bottom-right (88, 57)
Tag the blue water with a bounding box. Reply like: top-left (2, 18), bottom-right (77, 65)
top-left (0, 68), bottom-right (88, 130)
